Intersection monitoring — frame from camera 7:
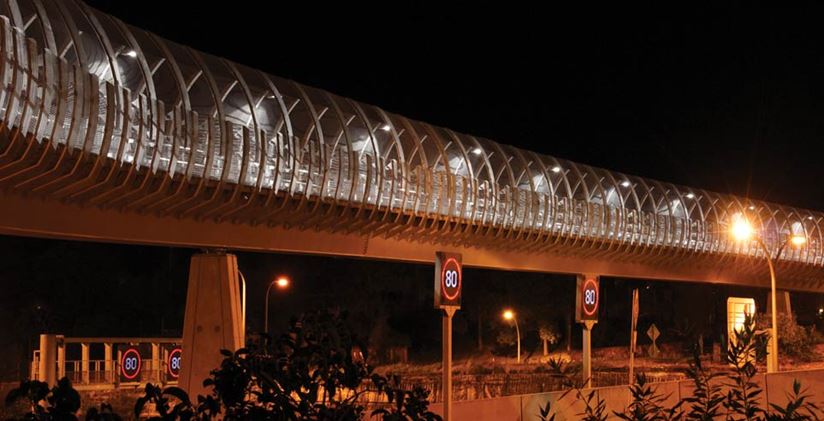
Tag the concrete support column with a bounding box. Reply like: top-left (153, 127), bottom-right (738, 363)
top-left (81, 343), bottom-right (90, 385)
top-left (767, 290), bottom-right (793, 316)
top-left (179, 252), bottom-right (244, 396)
top-left (38, 334), bottom-right (57, 386)
top-left (56, 339), bottom-right (65, 380)
top-left (104, 343), bottom-right (113, 383)
top-left (151, 343), bottom-right (160, 382)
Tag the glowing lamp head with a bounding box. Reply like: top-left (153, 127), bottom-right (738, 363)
top-left (275, 276), bottom-right (290, 289)
top-left (790, 234), bottom-right (807, 247)
top-left (731, 217), bottom-right (754, 242)
top-left (502, 309), bottom-right (515, 321)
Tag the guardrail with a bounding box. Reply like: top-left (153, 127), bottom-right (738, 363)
top-left (32, 336), bottom-right (181, 390)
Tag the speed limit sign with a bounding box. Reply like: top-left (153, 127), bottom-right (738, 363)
top-left (434, 251), bottom-right (462, 308)
top-left (167, 347), bottom-right (182, 379)
top-left (576, 275), bottom-right (600, 322)
top-left (120, 347), bottom-right (142, 382)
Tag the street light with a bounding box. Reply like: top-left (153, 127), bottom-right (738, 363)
top-left (502, 309), bottom-right (521, 363)
top-left (264, 275), bottom-right (290, 335)
top-left (730, 215), bottom-right (806, 373)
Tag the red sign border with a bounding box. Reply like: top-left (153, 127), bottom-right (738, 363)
top-left (441, 257), bottom-right (462, 301)
top-left (582, 278), bottom-right (599, 317)
top-left (167, 347), bottom-right (182, 378)
top-left (120, 348), bottom-right (142, 380)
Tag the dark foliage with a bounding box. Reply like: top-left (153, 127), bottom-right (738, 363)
top-left (681, 348), bottom-right (724, 420)
top-left (371, 375), bottom-right (441, 421)
top-left (724, 314), bottom-right (769, 420)
top-left (134, 383), bottom-right (195, 420)
top-left (83, 403), bottom-right (122, 421)
top-left (614, 374), bottom-right (682, 421)
top-left (4, 377), bottom-right (80, 420)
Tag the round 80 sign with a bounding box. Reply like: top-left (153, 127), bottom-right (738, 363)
top-left (576, 275), bottom-right (600, 322)
top-left (441, 258), bottom-right (461, 300)
top-left (167, 347), bottom-right (182, 379)
top-left (120, 347), bottom-right (142, 381)
top-left (434, 252), bottom-right (462, 308)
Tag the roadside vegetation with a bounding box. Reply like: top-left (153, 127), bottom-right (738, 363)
top-left (5, 314), bottom-right (824, 420)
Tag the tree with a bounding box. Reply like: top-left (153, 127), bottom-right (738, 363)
top-left (539, 323), bottom-right (560, 356)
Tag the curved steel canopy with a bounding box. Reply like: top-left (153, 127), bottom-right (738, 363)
top-left (0, 1), bottom-right (823, 289)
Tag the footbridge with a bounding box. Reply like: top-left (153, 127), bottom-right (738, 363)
top-left (2, 0), bottom-right (823, 393)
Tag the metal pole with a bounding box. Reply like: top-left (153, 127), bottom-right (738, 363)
top-left (756, 238), bottom-right (780, 373)
top-left (442, 307), bottom-right (456, 421)
top-left (629, 288), bottom-right (639, 384)
top-left (582, 320), bottom-right (595, 388)
top-left (514, 317), bottom-right (521, 364)
top-left (264, 282), bottom-right (275, 335)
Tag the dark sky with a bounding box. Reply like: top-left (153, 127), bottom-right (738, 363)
top-left (84, 1), bottom-right (824, 210)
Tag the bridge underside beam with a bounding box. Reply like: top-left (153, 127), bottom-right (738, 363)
top-left (2, 191), bottom-right (823, 292)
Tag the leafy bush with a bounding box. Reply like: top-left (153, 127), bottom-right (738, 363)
top-left (681, 347), bottom-right (724, 420)
top-left (614, 374), bottom-right (682, 421)
top-left (5, 377), bottom-right (80, 420)
top-left (757, 313), bottom-right (820, 361)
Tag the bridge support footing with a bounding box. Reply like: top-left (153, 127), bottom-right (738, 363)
top-left (38, 334), bottom-right (57, 386)
top-left (767, 290), bottom-right (793, 315)
top-left (179, 252), bottom-right (244, 396)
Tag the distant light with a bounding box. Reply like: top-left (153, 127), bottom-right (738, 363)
top-left (790, 235), bottom-right (807, 247)
top-left (808, 216), bottom-right (815, 221)
top-left (380, 124), bottom-right (391, 132)
top-left (124, 50), bottom-right (137, 58)
top-left (275, 276), bottom-right (290, 289)
top-left (472, 147), bottom-right (482, 155)
top-left (621, 180), bottom-right (631, 188)
top-left (551, 166), bottom-right (561, 173)
top-left (685, 193), bottom-right (695, 199)
top-left (818, 307), bottom-right (823, 316)
top-left (748, 205), bottom-right (756, 210)
top-left (502, 309), bottom-right (515, 321)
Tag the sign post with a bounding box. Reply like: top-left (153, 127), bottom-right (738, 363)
top-left (628, 288), bottom-right (639, 384)
top-left (576, 275), bottom-right (600, 388)
top-left (434, 252), bottom-right (462, 421)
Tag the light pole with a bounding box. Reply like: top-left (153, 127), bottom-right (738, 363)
top-left (502, 309), bottom-right (521, 363)
top-left (730, 215), bottom-right (805, 373)
top-left (264, 276), bottom-right (290, 335)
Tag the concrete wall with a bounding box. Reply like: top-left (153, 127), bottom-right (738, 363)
top-left (429, 368), bottom-right (824, 420)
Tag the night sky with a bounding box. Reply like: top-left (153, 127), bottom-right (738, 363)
top-left (4, 2), bottom-right (824, 379)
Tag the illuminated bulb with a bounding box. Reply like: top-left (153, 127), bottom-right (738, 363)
top-left (621, 180), bottom-right (631, 188)
top-left (748, 205), bottom-right (756, 210)
top-left (790, 235), bottom-right (807, 247)
top-left (275, 276), bottom-right (290, 289)
top-left (551, 166), bottom-right (561, 173)
top-left (380, 124), bottom-right (391, 132)
top-left (502, 309), bottom-right (514, 321)
top-left (472, 147), bottom-right (482, 155)
top-left (685, 193), bottom-right (695, 199)
top-left (730, 216), bottom-right (754, 242)
top-left (124, 50), bottom-right (137, 58)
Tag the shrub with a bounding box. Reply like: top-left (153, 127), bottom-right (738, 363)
top-left (757, 313), bottom-right (819, 361)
